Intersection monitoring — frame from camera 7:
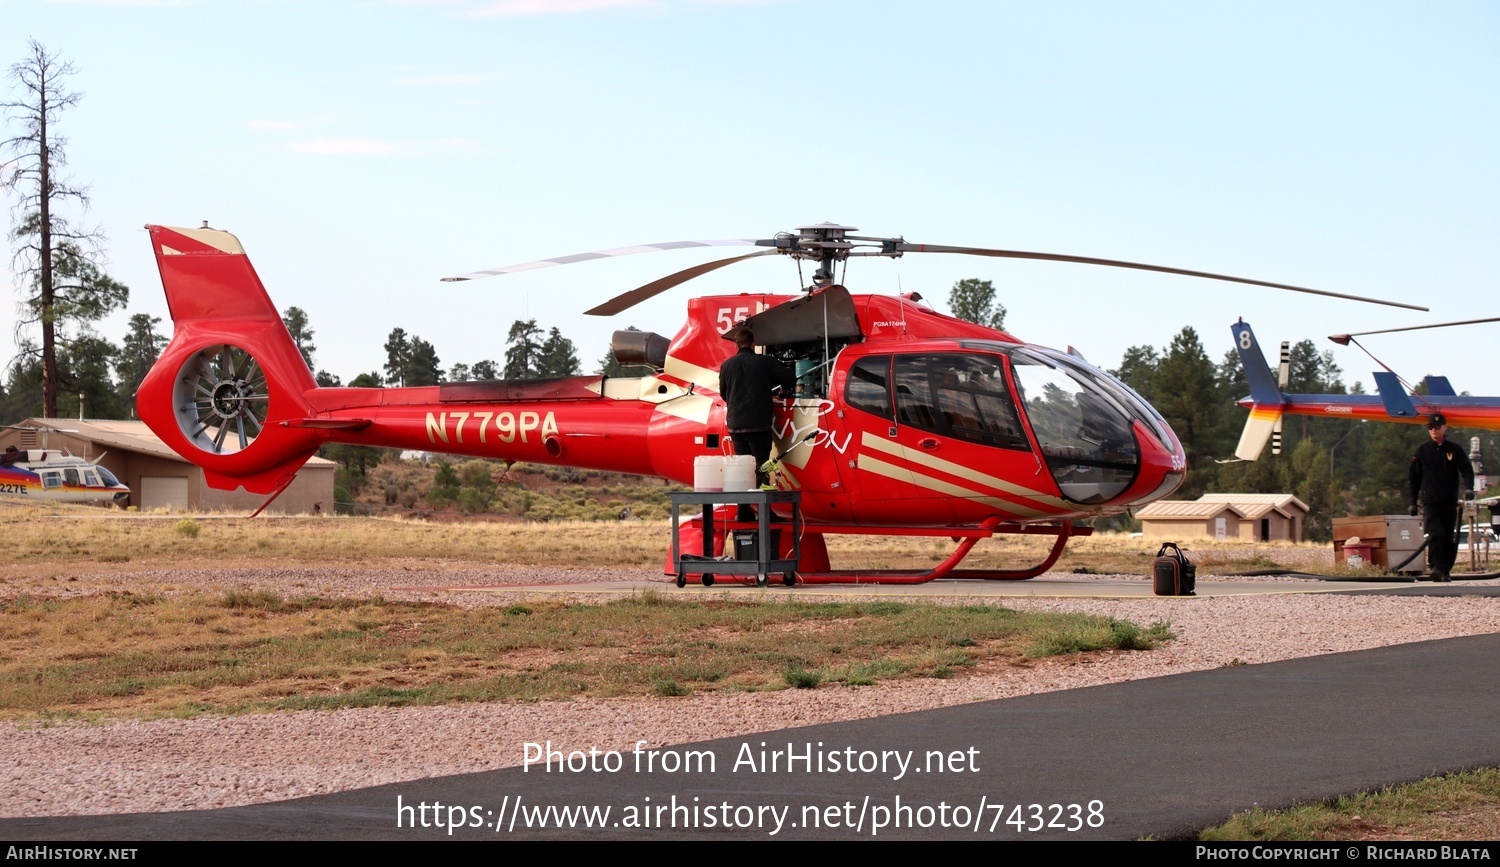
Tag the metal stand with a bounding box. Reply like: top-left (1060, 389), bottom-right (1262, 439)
top-left (669, 490), bottom-right (802, 588)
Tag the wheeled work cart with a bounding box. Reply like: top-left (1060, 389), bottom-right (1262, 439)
top-left (668, 490), bottom-right (802, 588)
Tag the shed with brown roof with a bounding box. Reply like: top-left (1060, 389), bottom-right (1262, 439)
top-left (1196, 493), bottom-right (1308, 542)
top-left (1136, 493), bottom-right (1308, 542)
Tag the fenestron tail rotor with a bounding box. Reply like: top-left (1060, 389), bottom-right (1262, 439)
top-left (443, 221), bottom-right (1428, 317)
top-left (173, 344), bottom-right (269, 454)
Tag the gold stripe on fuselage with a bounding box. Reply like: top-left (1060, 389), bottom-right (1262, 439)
top-left (854, 453), bottom-right (1054, 519)
top-left (859, 432), bottom-right (1066, 509)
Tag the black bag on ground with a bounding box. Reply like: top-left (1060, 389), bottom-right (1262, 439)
top-left (1153, 542), bottom-right (1196, 596)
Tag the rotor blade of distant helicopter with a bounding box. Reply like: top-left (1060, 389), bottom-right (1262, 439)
top-left (893, 243), bottom-right (1429, 312)
top-left (585, 250), bottom-right (780, 316)
top-left (1328, 316), bottom-right (1500, 345)
top-left (441, 239), bottom-right (759, 282)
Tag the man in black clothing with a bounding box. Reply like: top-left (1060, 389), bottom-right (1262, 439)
top-left (1409, 412), bottom-right (1474, 581)
top-left (718, 329), bottom-right (796, 517)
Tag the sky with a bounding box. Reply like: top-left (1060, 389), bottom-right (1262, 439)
top-left (1, 0), bottom-right (1497, 400)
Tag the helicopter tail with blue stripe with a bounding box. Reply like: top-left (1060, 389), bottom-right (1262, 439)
top-left (1230, 320), bottom-right (1288, 461)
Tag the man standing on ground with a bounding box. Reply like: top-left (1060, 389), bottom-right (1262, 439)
top-left (1409, 412), bottom-right (1474, 582)
top-left (718, 328), bottom-right (796, 518)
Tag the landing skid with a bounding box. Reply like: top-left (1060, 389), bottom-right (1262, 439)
top-left (671, 513), bottom-right (1090, 587)
top-left (794, 517), bottom-right (1086, 585)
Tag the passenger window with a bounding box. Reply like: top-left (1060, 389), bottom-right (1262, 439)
top-left (845, 356), bottom-right (893, 420)
top-left (894, 358), bottom-right (940, 430)
top-left (64, 468), bottom-right (81, 487)
top-left (41, 471), bottom-right (61, 489)
top-left (893, 354), bottom-right (1026, 449)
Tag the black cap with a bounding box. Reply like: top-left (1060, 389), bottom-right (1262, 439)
top-left (1427, 413), bottom-right (1447, 428)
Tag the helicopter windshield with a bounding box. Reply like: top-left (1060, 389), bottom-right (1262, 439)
top-left (1029, 347), bottom-right (1176, 449)
top-left (1009, 348), bottom-right (1142, 505)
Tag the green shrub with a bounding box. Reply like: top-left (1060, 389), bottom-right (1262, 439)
top-left (783, 665), bottom-right (823, 689)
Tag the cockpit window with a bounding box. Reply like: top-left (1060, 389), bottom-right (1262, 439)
top-left (1029, 347), bottom-right (1175, 448)
top-left (97, 466), bottom-right (122, 487)
top-left (1011, 349), bottom-right (1140, 504)
top-left (892, 354), bottom-right (1027, 449)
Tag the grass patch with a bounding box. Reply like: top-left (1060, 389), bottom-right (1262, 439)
top-left (782, 665), bottom-right (823, 689)
top-left (1024, 617), bottom-right (1173, 658)
top-left (221, 589), bottom-right (285, 611)
top-left (651, 679), bottom-right (691, 697)
top-left (1200, 768), bottom-right (1500, 840)
top-left (0, 594), bottom-right (1172, 721)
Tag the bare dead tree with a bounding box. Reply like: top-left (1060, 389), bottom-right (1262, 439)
top-left (2, 40), bottom-right (126, 418)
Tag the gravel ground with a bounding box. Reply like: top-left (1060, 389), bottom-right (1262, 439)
top-left (3, 560), bottom-right (1499, 818)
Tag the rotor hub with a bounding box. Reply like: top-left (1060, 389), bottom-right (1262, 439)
top-left (210, 380), bottom-right (255, 420)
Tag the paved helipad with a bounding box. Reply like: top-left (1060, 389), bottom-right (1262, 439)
top-left (420, 574), bottom-right (1500, 600)
top-left (7, 633), bottom-right (1500, 840)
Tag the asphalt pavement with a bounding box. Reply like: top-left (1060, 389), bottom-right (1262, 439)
top-left (5, 629), bottom-right (1499, 841)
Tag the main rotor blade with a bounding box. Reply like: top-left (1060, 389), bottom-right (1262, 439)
top-left (442, 239), bottom-right (759, 282)
top-left (1328, 316), bottom-right (1500, 345)
top-left (894, 243), bottom-right (1429, 312)
top-left (585, 250), bottom-right (779, 316)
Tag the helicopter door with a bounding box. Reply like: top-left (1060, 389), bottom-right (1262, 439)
top-left (835, 354), bottom-right (942, 523)
top-left (838, 352), bottom-right (1049, 524)
top-left (890, 353), bottom-right (1055, 522)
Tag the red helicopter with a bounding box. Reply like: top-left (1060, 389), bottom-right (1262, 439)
top-left (134, 222), bottom-right (1421, 585)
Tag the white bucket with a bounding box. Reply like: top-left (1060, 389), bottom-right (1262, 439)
top-left (693, 455), bottom-right (724, 492)
top-left (722, 455), bottom-right (757, 492)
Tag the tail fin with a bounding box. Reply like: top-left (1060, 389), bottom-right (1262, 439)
top-left (135, 224), bottom-right (326, 494)
top-left (1235, 405), bottom-right (1285, 461)
top-left (1230, 321), bottom-right (1287, 461)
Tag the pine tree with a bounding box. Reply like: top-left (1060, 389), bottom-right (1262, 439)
top-left (504, 319), bottom-right (543, 379)
top-left (538, 327), bottom-right (579, 377)
top-left (3, 41), bottom-right (128, 417)
top-left (406, 337), bottom-right (443, 386)
top-left (114, 313), bottom-right (165, 417)
top-left (1151, 327), bottom-right (1225, 495)
top-left (383, 328), bottom-right (410, 387)
top-left (282, 306), bottom-right (316, 369)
